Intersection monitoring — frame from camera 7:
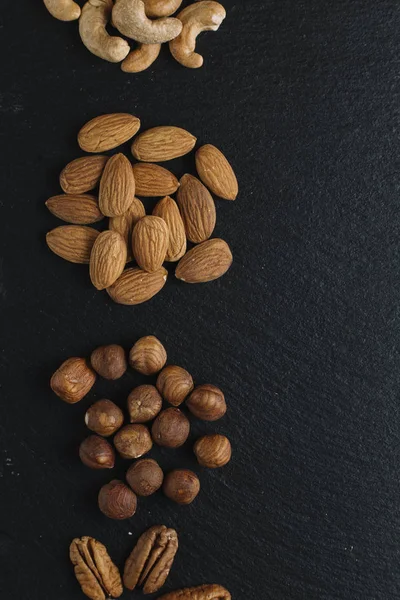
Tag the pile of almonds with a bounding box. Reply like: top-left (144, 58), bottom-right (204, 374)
top-left (44, 0), bottom-right (227, 73)
top-left (51, 335), bottom-right (232, 519)
top-left (46, 112), bottom-right (238, 305)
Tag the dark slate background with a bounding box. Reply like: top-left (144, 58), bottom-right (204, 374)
top-left (1, 0), bottom-right (400, 598)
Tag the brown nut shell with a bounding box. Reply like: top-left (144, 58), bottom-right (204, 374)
top-left (156, 365), bottom-right (194, 406)
top-left (129, 336), bottom-right (167, 375)
top-left (126, 458), bottom-right (164, 496)
top-left (98, 480), bottom-right (137, 520)
top-left (50, 357), bottom-right (96, 404)
top-left (85, 399), bottom-right (124, 437)
top-left (157, 584), bottom-right (231, 600)
top-left (163, 469), bottom-right (200, 504)
top-left (114, 424), bottom-right (153, 459)
top-left (194, 434), bottom-right (231, 468)
top-left (151, 408), bottom-right (190, 448)
top-left (90, 345), bottom-right (127, 380)
top-left (127, 385), bottom-right (163, 423)
top-left (186, 384), bottom-right (226, 421)
top-left (79, 435), bottom-right (115, 469)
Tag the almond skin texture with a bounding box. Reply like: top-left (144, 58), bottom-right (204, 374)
top-left (90, 230), bottom-right (127, 290)
top-left (131, 126), bottom-right (196, 162)
top-left (153, 196), bottom-right (186, 262)
top-left (60, 155), bottom-right (108, 194)
top-left (46, 225), bottom-right (99, 264)
top-left (78, 113), bottom-right (141, 153)
top-left (195, 144), bottom-right (238, 200)
top-left (107, 267), bottom-right (168, 305)
top-left (176, 238), bottom-right (233, 283)
top-left (99, 153), bottom-right (136, 217)
top-left (46, 194), bottom-right (103, 225)
top-left (132, 163), bottom-right (179, 197)
top-left (51, 357), bottom-right (96, 404)
top-left (177, 174), bottom-right (216, 243)
top-left (132, 216), bottom-right (169, 273)
top-left (109, 197), bottom-right (146, 262)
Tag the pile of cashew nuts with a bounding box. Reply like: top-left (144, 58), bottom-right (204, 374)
top-left (43, 0), bottom-right (227, 72)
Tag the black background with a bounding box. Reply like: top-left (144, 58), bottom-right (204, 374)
top-left (1, 0), bottom-right (400, 598)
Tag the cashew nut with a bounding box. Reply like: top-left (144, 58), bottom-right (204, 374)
top-left (112, 0), bottom-right (183, 44)
top-left (79, 0), bottom-right (130, 63)
top-left (143, 0), bottom-right (183, 18)
top-left (170, 1), bottom-right (226, 69)
top-left (43, 0), bottom-right (81, 21)
top-left (121, 43), bottom-right (161, 72)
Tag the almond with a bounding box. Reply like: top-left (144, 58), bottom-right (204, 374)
top-left (99, 153), bottom-right (135, 217)
top-left (132, 163), bottom-right (179, 197)
top-left (45, 194), bottom-right (103, 225)
top-left (175, 238), bottom-right (232, 283)
top-left (195, 144), bottom-right (238, 200)
top-left (109, 197), bottom-right (146, 261)
top-left (46, 225), bottom-right (99, 264)
top-left (132, 216), bottom-right (169, 273)
top-left (107, 267), bottom-right (168, 305)
top-left (153, 196), bottom-right (186, 262)
top-left (89, 230), bottom-right (127, 290)
top-left (60, 156), bottom-right (108, 194)
top-left (177, 174), bottom-right (216, 243)
top-left (78, 113), bottom-right (141, 153)
top-left (131, 126), bottom-right (196, 162)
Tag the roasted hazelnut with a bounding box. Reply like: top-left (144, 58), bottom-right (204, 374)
top-left (126, 458), bottom-right (164, 496)
top-left (50, 357), bottom-right (96, 404)
top-left (156, 365), bottom-right (194, 406)
top-left (127, 385), bottom-right (163, 423)
top-left (98, 479), bottom-right (137, 520)
top-left (79, 435), bottom-right (115, 469)
top-left (129, 336), bottom-right (167, 375)
top-left (151, 408), bottom-right (190, 448)
top-left (114, 424), bottom-right (153, 459)
top-left (85, 399), bottom-right (124, 437)
top-left (186, 384), bottom-right (227, 421)
top-left (90, 344), bottom-right (127, 380)
top-left (163, 469), bottom-right (200, 504)
top-left (194, 434), bottom-right (232, 468)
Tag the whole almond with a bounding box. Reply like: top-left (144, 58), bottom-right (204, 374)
top-left (60, 156), bottom-right (108, 194)
top-left (90, 230), bottom-right (127, 290)
top-left (131, 126), bottom-right (196, 162)
top-left (109, 197), bottom-right (146, 262)
top-left (132, 163), bottom-right (179, 197)
top-left (177, 174), bottom-right (216, 243)
top-left (176, 238), bottom-right (232, 283)
top-left (153, 196), bottom-right (186, 262)
top-left (45, 194), bottom-right (103, 225)
top-left (132, 216), bottom-right (169, 273)
top-left (99, 153), bottom-right (135, 217)
top-left (107, 267), bottom-right (168, 305)
top-left (78, 113), bottom-right (141, 153)
top-left (46, 225), bottom-right (99, 264)
top-left (195, 144), bottom-right (238, 200)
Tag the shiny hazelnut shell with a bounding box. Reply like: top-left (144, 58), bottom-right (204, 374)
top-left (186, 384), bottom-right (227, 421)
top-left (156, 365), bottom-right (194, 406)
top-left (126, 458), bottom-right (164, 496)
top-left (129, 336), bottom-right (167, 375)
top-left (194, 434), bottom-right (232, 468)
top-left (127, 385), bottom-right (163, 423)
top-left (151, 408), bottom-right (190, 448)
top-left (114, 424), bottom-right (153, 459)
top-left (85, 399), bottom-right (124, 437)
top-left (163, 469), bottom-right (200, 504)
top-left (79, 435), bottom-right (115, 469)
top-left (98, 480), bottom-right (137, 520)
top-left (50, 357), bottom-right (96, 404)
top-left (90, 344), bottom-right (127, 380)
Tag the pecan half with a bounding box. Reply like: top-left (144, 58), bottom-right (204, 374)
top-left (157, 584), bottom-right (231, 600)
top-left (70, 536), bottom-right (123, 600)
top-left (123, 525), bottom-right (178, 594)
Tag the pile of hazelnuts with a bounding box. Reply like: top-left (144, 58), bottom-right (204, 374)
top-left (50, 336), bottom-right (232, 520)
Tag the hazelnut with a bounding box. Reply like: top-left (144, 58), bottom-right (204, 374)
top-left (151, 408), bottom-right (190, 448)
top-left (127, 385), bottom-right (163, 423)
top-left (129, 336), bottom-right (167, 375)
top-left (114, 424), bottom-right (153, 459)
top-left (156, 365), bottom-right (194, 406)
top-left (98, 479), bottom-right (137, 520)
top-left (90, 344), bottom-right (127, 380)
top-left (163, 469), bottom-right (200, 504)
top-left (194, 434), bottom-right (232, 468)
top-left (50, 357), bottom-right (96, 404)
top-left (79, 435), bottom-right (115, 469)
top-left (186, 384), bottom-right (227, 421)
top-left (85, 399), bottom-right (124, 437)
top-left (126, 458), bottom-right (164, 496)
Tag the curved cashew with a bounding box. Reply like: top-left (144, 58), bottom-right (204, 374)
top-left (79, 0), bottom-right (130, 63)
top-left (170, 1), bottom-right (226, 69)
top-left (121, 43), bottom-right (161, 72)
top-left (112, 0), bottom-right (183, 44)
top-left (143, 0), bottom-right (183, 18)
top-left (43, 0), bottom-right (81, 21)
